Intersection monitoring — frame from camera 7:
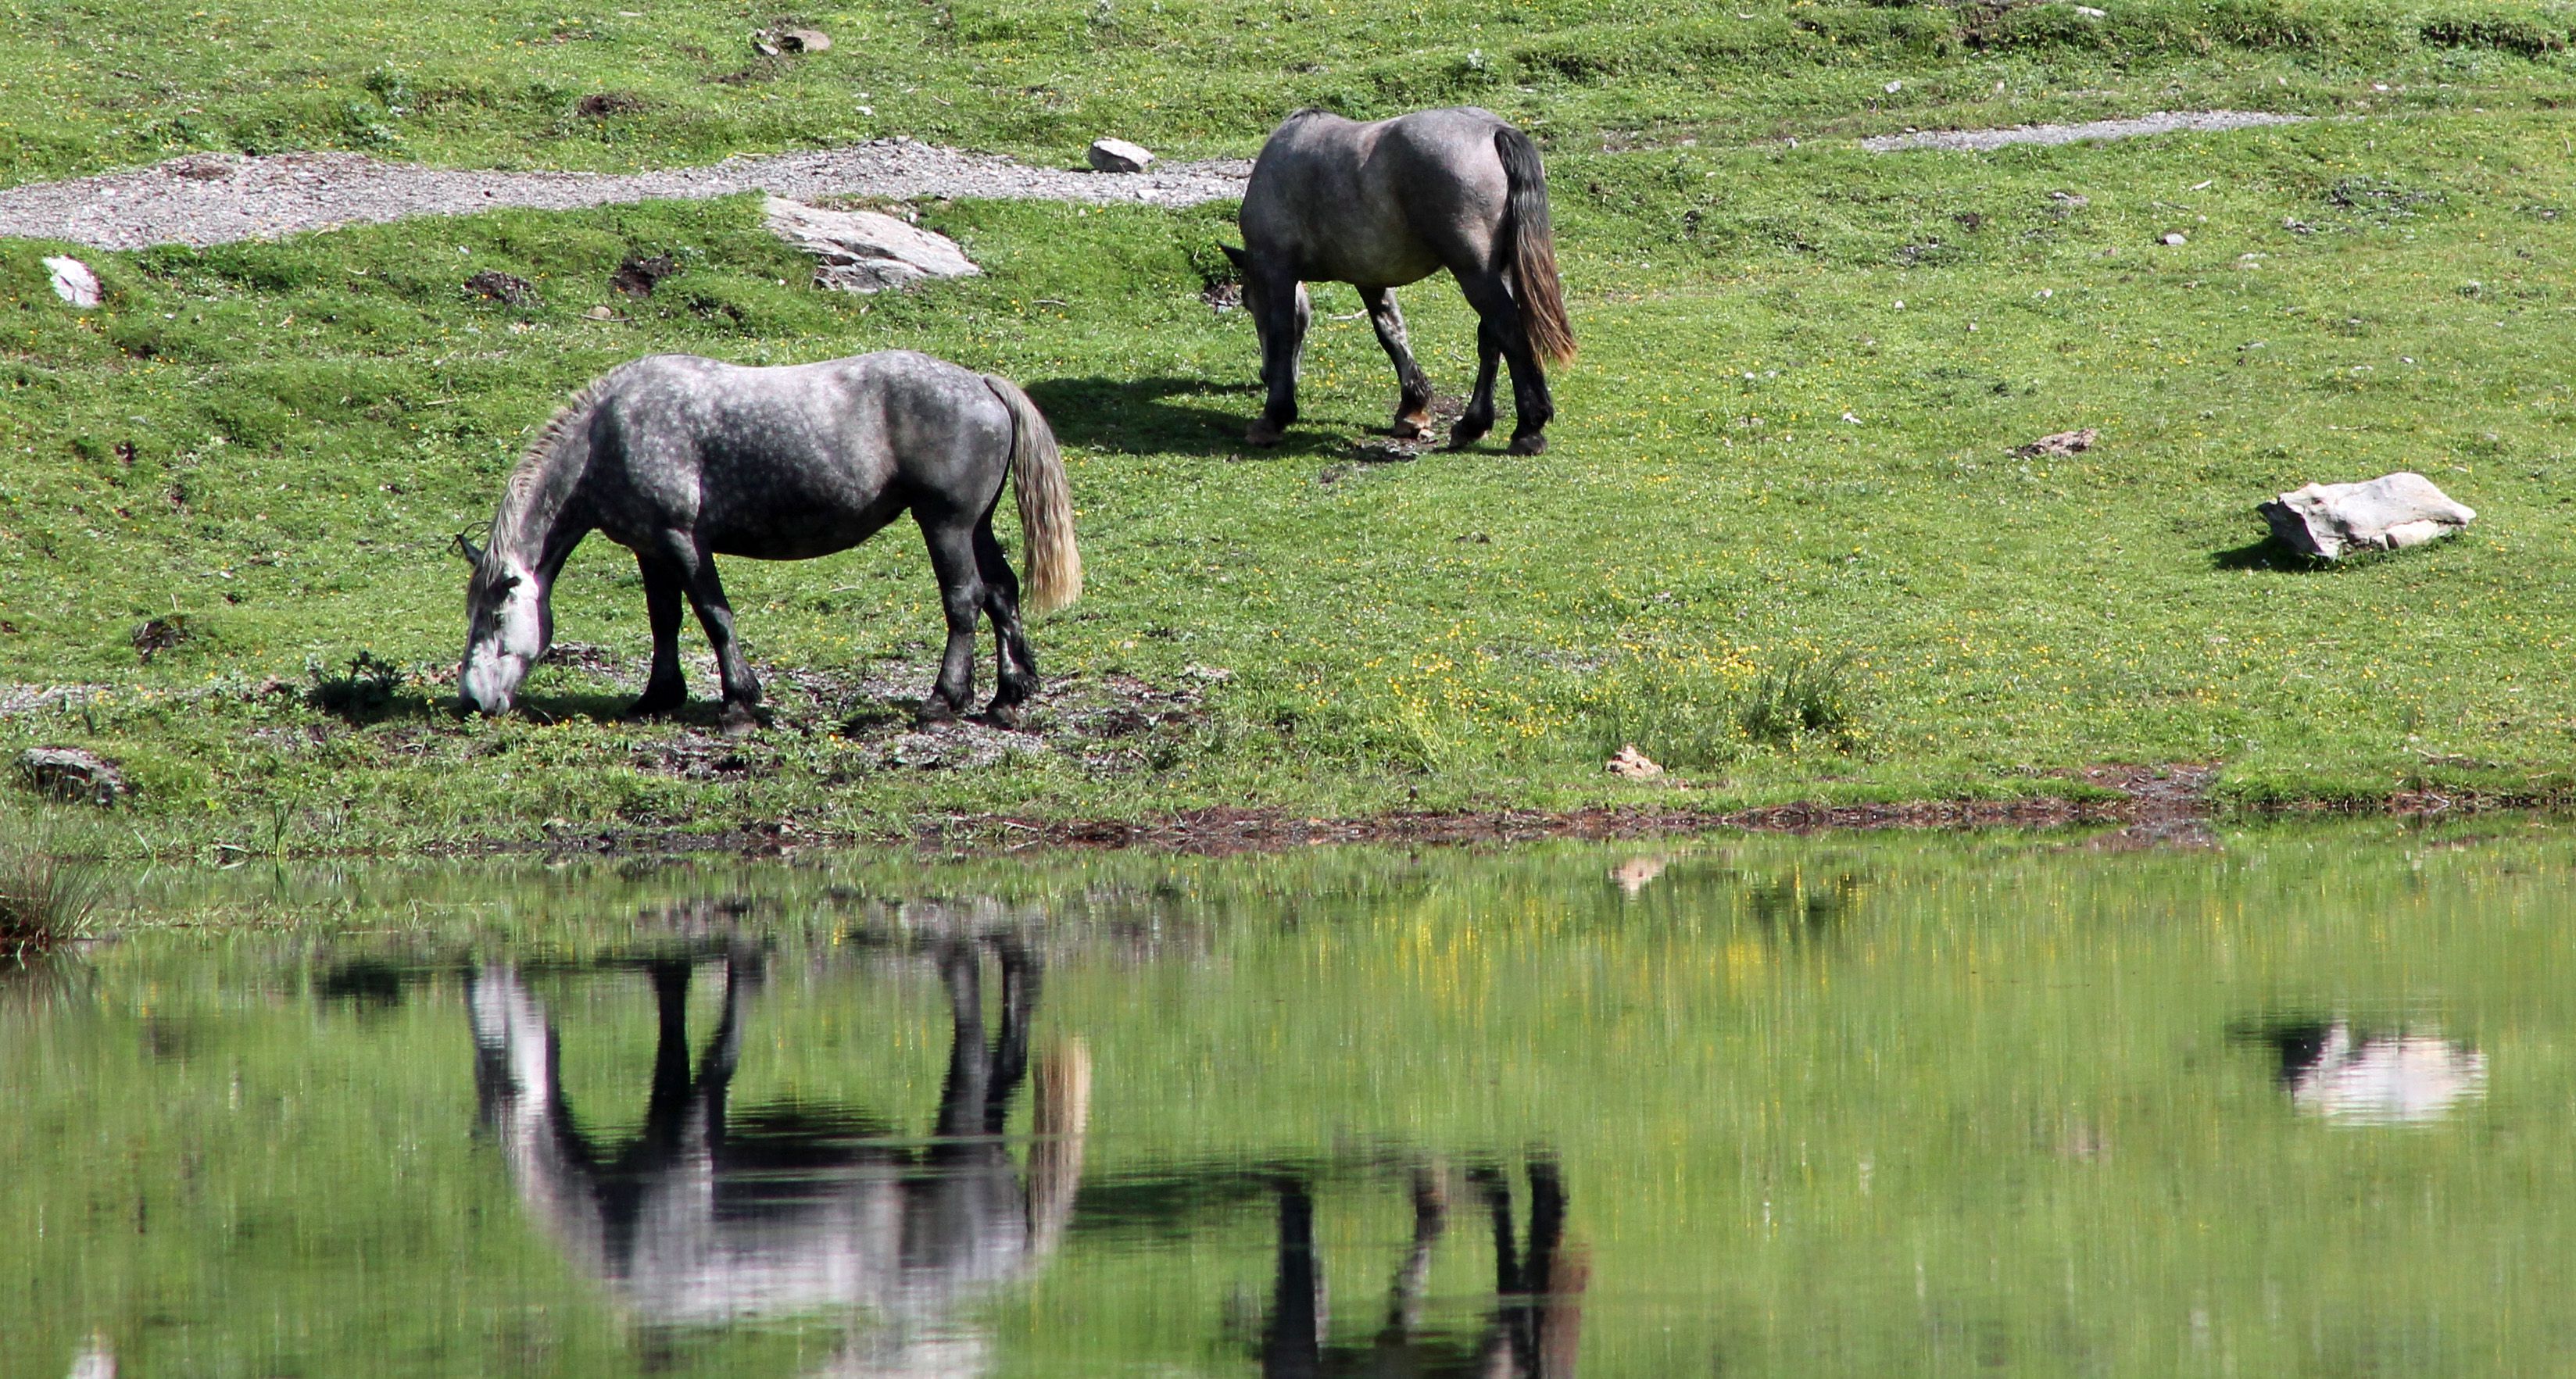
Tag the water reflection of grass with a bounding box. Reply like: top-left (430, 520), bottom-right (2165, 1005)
top-left (3, 832), bottom-right (2572, 1374)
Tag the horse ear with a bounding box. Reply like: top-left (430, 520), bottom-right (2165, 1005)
top-left (453, 531), bottom-right (485, 565)
top-left (1219, 243), bottom-right (1247, 270)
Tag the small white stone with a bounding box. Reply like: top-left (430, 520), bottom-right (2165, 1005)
top-left (43, 255), bottom-right (98, 308)
top-left (1884, 80), bottom-right (1903, 94)
top-left (2161, 231), bottom-right (2188, 245)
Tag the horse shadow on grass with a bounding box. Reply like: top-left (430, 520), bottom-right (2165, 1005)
top-left (1025, 375), bottom-right (1272, 457)
top-left (1026, 375), bottom-right (1368, 459)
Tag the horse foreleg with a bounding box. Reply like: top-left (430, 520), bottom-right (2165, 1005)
top-left (1361, 287), bottom-right (1435, 439)
top-left (1457, 270), bottom-right (1554, 455)
top-left (670, 541), bottom-right (762, 721)
top-left (1247, 271), bottom-right (1310, 446)
top-left (973, 520), bottom-right (1041, 725)
top-left (917, 519), bottom-right (987, 723)
top-left (630, 552), bottom-right (688, 716)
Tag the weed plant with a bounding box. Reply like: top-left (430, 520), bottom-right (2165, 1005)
top-left (0, 841), bottom-right (98, 960)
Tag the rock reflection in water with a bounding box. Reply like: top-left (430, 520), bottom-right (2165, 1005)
top-left (467, 933), bottom-right (1087, 1375)
top-left (2253, 1020), bottom-right (2488, 1126)
top-left (1262, 1156), bottom-right (1587, 1378)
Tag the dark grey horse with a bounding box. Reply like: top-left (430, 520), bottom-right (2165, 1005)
top-left (456, 350), bottom-right (1082, 727)
top-left (1261, 1156), bottom-right (1587, 1378)
top-left (1225, 105), bottom-right (1576, 455)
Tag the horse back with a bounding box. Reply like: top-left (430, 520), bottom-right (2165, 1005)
top-left (586, 352), bottom-right (1011, 559)
top-left (1243, 106), bottom-right (1512, 287)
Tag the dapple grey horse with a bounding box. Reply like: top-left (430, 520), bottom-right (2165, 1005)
top-left (1225, 105), bottom-right (1576, 455)
top-left (456, 351), bottom-right (1081, 727)
top-left (467, 938), bottom-right (1089, 1376)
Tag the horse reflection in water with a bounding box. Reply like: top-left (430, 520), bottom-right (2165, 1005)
top-left (1262, 1156), bottom-right (1587, 1378)
top-left (466, 935), bottom-right (1087, 1376)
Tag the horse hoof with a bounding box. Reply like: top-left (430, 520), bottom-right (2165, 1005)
top-left (915, 699), bottom-right (962, 727)
top-left (1245, 419), bottom-right (1286, 447)
top-left (624, 695), bottom-right (683, 721)
top-left (979, 701), bottom-right (1026, 729)
top-left (1508, 433), bottom-right (1548, 456)
top-left (720, 702), bottom-right (766, 736)
top-left (1390, 414), bottom-right (1431, 440)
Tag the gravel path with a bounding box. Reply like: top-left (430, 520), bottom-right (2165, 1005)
top-left (1862, 109), bottom-right (2310, 153)
top-left (0, 139), bottom-right (1253, 251)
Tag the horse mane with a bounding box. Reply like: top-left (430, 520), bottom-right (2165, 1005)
top-left (486, 366), bottom-right (626, 562)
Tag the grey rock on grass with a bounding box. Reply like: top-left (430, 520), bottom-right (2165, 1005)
top-left (2259, 472), bottom-right (2476, 559)
top-left (18, 747), bottom-right (127, 806)
top-left (1086, 138), bottom-right (1156, 174)
top-left (763, 195), bottom-right (979, 292)
top-left (43, 255), bottom-right (98, 307)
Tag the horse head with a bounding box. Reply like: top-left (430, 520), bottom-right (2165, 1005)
top-left (455, 532), bottom-right (551, 714)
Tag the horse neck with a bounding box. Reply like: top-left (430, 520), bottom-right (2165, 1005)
top-left (492, 405), bottom-right (598, 581)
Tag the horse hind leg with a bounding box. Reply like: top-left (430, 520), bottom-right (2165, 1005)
top-left (628, 552), bottom-right (688, 717)
top-left (1456, 268), bottom-right (1555, 455)
top-left (973, 519), bottom-right (1041, 725)
top-left (915, 516), bottom-right (988, 723)
top-left (1449, 313), bottom-right (1503, 450)
top-left (1361, 287), bottom-right (1435, 439)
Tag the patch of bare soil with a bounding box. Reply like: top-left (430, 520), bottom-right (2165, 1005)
top-left (0, 141), bottom-right (1252, 251)
top-left (1861, 110), bottom-right (2310, 154)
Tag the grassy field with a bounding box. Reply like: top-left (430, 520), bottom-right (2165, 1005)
top-left (7, 1), bottom-right (2576, 855)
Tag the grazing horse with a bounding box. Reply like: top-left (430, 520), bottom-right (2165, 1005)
top-left (455, 351), bottom-right (1081, 727)
top-left (1225, 105), bottom-right (1576, 455)
top-left (467, 937), bottom-right (1089, 1374)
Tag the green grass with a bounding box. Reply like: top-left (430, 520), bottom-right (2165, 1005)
top-left (9, 0), bottom-right (2576, 180)
top-left (6, 4), bottom-right (2576, 855)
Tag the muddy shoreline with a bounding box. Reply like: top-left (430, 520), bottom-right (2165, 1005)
top-left (476, 764), bottom-right (2563, 861)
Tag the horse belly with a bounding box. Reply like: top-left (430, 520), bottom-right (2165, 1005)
top-left (702, 483), bottom-right (907, 561)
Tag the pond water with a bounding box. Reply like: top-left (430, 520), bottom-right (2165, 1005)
top-left (3, 823), bottom-right (2569, 1377)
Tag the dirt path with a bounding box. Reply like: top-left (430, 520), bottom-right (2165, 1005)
top-left (1862, 109), bottom-right (2309, 153)
top-left (0, 140), bottom-right (1252, 250)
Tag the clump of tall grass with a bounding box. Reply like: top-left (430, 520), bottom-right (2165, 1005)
top-left (1735, 651), bottom-right (1866, 750)
top-left (1565, 648), bottom-right (1869, 771)
top-left (0, 841), bottom-right (102, 961)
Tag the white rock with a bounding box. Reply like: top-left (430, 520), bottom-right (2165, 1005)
top-left (2287, 1025), bottom-right (2486, 1126)
top-left (2160, 231), bottom-right (2188, 245)
top-left (1606, 744), bottom-right (1663, 780)
top-left (762, 195), bottom-right (979, 293)
top-left (2259, 471), bottom-right (2475, 559)
top-left (1086, 138), bottom-right (1156, 174)
top-left (43, 255), bottom-right (98, 308)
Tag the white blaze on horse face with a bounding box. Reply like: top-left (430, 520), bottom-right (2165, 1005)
top-left (460, 559), bottom-right (546, 713)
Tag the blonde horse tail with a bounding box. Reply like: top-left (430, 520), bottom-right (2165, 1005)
top-left (982, 374), bottom-right (1082, 615)
top-left (1494, 125), bottom-right (1577, 367)
top-left (1026, 1036), bottom-right (1093, 1256)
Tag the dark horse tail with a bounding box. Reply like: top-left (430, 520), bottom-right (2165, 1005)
top-left (1494, 126), bottom-right (1576, 367)
top-left (981, 375), bottom-right (1083, 615)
